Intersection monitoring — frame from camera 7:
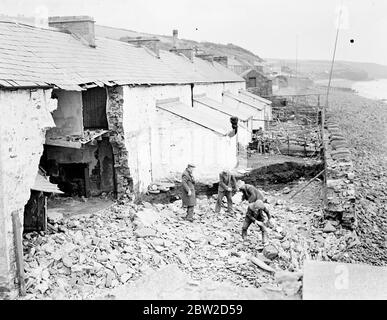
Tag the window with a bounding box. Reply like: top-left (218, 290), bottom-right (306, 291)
top-left (248, 77), bottom-right (257, 88)
top-left (82, 87), bottom-right (108, 129)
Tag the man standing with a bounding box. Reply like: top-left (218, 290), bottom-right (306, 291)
top-left (181, 164), bottom-right (196, 222)
top-left (242, 200), bottom-right (272, 245)
top-left (237, 180), bottom-right (265, 203)
top-left (215, 169), bottom-right (237, 213)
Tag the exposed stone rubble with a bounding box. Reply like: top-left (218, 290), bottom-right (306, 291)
top-left (20, 178), bottom-right (360, 300)
top-left (322, 89), bottom-right (387, 266)
top-left (106, 86), bottom-right (133, 196)
top-left (323, 112), bottom-right (356, 229)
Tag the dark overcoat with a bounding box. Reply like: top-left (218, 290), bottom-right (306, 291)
top-left (181, 169), bottom-right (196, 207)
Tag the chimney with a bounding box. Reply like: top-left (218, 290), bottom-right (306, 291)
top-left (172, 29), bottom-right (178, 48)
top-left (196, 53), bottom-right (214, 64)
top-left (121, 37), bottom-right (160, 58)
top-left (170, 48), bottom-right (194, 62)
top-left (213, 56), bottom-right (228, 67)
top-left (49, 15), bottom-right (96, 47)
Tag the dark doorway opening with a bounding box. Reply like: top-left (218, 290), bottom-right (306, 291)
top-left (55, 163), bottom-right (89, 197)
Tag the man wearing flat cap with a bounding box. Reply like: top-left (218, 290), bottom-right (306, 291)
top-left (215, 168), bottom-right (237, 214)
top-left (181, 164), bottom-right (196, 222)
top-left (242, 199), bottom-right (272, 245)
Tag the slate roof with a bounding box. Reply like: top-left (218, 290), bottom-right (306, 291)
top-left (238, 89), bottom-right (272, 105)
top-left (32, 171), bottom-right (63, 194)
top-left (223, 91), bottom-right (265, 111)
top-left (0, 21), bottom-right (244, 90)
top-left (193, 95), bottom-right (253, 122)
top-left (156, 99), bottom-right (230, 135)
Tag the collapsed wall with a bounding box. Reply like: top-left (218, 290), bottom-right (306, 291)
top-left (0, 89), bottom-right (57, 298)
top-left (107, 87), bottom-right (133, 197)
top-left (323, 112), bottom-right (356, 229)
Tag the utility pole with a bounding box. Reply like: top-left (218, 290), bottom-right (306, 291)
top-left (294, 34), bottom-right (299, 108)
top-left (323, 0), bottom-right (344, 205)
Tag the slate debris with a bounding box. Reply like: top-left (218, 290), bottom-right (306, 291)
top-left (323, 89), bottom-right (387, 266)
top-left (21, 179), bottom-right (361, 300)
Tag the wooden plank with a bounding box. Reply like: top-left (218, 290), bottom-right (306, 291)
top-left (84, 165), bottom-right (91, 197)
top-left (45, 138), bottom-right (82, 149)
top-left (11, 212), bottom-right (26, 296)
top-left (290, 169), bottom-right (325, 199)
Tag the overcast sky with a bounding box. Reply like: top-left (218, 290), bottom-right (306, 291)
top-left (1, 0), bottom-right (386, 65)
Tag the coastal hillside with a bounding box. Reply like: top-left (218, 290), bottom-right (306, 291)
top-left (267, 58), bottom-right (387, 81)
top-left (0, 14), bottom-right (264, 66)
top-left (95, 24), bottom-right (264, 65)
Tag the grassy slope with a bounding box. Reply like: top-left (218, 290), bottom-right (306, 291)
top-left (95, 25), bottom-right (264, 64)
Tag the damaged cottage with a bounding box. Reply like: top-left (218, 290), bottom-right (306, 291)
top-left (0, 15), bottom-right (270, 296)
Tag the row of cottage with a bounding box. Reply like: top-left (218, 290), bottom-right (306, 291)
top-left (0, 15), bottom-right (272, 296)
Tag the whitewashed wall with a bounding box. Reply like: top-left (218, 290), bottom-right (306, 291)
top-left (222, 95), bottom-right (265, 131)
top-left (122, 82), bottom-right (245, 192)
top-left (0, 88), bottom-right (57, 297)
top-left (154, 109), bottom-right (237, 182)
top-left (192, 101), bottom-right (251, 148)
top-left (193, 82), bottom-right (245, 103)
top-left (122, 84), bottom-right (191, 192)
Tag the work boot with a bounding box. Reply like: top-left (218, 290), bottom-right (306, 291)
top-left (242, 230), bottom-right (247, 240)
top-left (262, 232), bottom-right (267, 245)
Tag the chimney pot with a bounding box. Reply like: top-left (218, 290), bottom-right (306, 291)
top-left (121, 37), bottom-right (160, 58)
top-left (172, 29), bottom-right (178, 48)
top-left (48, 15), bottom-right (96, 47)
top-left (170, 48), bottom-right (194, 62)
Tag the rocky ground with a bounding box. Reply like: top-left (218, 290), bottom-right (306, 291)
top-left (323, 88), bottom-right (387, 265)
top-left (20, 175), bottom-right (359, 300)
top-left (19, 88), bottom-right (386, 300)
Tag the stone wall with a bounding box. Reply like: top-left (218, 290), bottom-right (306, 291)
top-left (107, 82), bottom-right (245, 194)
top-left (323, 112), bottom-right (356, 229)
top-left (107, 86), bottom-right (132, 197)
top-left (0, 88), bottom-right (57, 298)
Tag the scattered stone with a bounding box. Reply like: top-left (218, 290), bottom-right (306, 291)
top-left (120, 273), bottom-right (133, 283)
top-left (275, 271), bottom-right (303, 284)
top-left (323, 221), bottom-right (336, 233)
top-left (263, 245), bottom-right (279, 260)
top-left (283, 187), bottom-right (291, 194)
top-left (134, 228), bottom-right (156, 238)
top-left (281, 241), bottom-right (291, 250)
top-left (115, 263), bottom-right (129, 276)
top-left (186, 232), bottom-right (203, 242)
top-left (62, 256), bottom-right (74, 268)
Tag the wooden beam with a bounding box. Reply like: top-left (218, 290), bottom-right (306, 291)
top-left (290, 169), bottom-right (325, 199)
top-left (11, 212), bottom-right (26, 296)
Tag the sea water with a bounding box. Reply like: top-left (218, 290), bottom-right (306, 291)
top-left (352, 79), bottom-right (387, 101)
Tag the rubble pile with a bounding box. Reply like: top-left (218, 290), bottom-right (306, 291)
top-left (323, 112), bottom-right (356, 228)
top-left (325, 89), bottom-right (387, 266)
top-left (21, 178), bottom-right (359, 300)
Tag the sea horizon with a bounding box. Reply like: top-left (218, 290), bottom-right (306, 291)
top-left (351, 79), bottom-right (387, 101)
